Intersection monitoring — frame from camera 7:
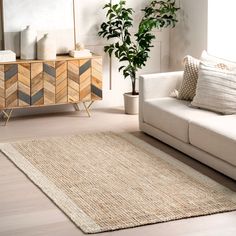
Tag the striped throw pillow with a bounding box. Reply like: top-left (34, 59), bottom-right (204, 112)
top-left (191, 62), bottom-right (236, 115)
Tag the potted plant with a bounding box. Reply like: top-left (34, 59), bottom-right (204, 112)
top-left (98, 0), bottom-right (179, 114)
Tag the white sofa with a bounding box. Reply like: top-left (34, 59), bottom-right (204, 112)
top-left (139, 71), bottom-right (236, 180)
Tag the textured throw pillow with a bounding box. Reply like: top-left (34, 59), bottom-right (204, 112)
top-left (191, 62), bottom-right (236, 115)
top-left (178, 55), bottom-right (200, 101)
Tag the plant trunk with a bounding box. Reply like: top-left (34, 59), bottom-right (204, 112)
top-left (131, 76), bottom-right (138, 96)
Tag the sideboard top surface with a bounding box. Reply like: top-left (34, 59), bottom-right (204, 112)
top-left (0, 54), bottom-right (102, 65)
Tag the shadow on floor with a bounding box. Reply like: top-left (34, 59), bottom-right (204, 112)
top-left (130, 131), bottom-right (236, 192)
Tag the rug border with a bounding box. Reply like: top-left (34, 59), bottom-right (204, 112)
top-left (0, 132), bottom-right (236, 234)
top-left (0, 143), bottom-right (102, 234)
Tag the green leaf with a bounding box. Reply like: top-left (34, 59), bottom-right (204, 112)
top-left (119, 66), bottom-right (126, 72)
top-left (98, 0), bottom-right (180, 87)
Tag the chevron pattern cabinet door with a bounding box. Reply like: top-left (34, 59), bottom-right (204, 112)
top-left (0, 56), bottom-right (102, 110)
top-left (79, 59), bottom-right (91, 101)
top-left (56, 61), bottom-right (67, 104)
top-left (68, 60), bottom-right (80, 103)
top-left (43, 62), bottom-right (56, 105)
top-left (31, 63), bottom-right (44, 106)
top-left (5, 64), bottom-right (18, 108)
top-left (18, 63), bottom-right (31, 107)
top-left (0, 65), bottom-right (5, 108)
top-left (91, 58), bottom-right (102, 100)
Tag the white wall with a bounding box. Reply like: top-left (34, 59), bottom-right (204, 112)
top-left (208, 0), bottom-right (236, 61)
top-left (0, 0), bottom-right (170, 117)
top-left (169, 0), bottom-right (208, 70)
top-left (170, 0), bottom-right (236, 70)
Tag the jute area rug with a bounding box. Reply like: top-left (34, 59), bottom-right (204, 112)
top-left (1, 132), bottom-right (236, 234)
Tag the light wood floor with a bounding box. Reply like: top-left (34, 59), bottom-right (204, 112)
top-left (0, 107), bottom-right (236, 236)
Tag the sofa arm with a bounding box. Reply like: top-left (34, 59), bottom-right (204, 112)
top-left (139, 71), bottom-right (183, 124)
top-left (139, 71), bottom-right (183, 101)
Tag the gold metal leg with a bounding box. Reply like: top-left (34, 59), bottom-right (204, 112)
top-left (87, 101), bottom-right (94, 110)
top-left (73, 103), bottom-right (80, 111)
top-left (82, 101), bottom-right (94, 117)
top-left (1, 109), bottom-right (13, 126)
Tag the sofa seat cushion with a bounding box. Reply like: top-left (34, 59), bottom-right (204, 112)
top-left (143, 97), bottom-right (217, 143)
top-left (189, 116), bottom-right (236, 166)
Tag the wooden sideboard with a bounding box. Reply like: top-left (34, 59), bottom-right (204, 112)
top-left (0, 55), bottom-right (102, 124)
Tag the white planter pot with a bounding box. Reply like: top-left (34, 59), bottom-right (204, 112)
top-left (124, 92), bottom-right (139, 115)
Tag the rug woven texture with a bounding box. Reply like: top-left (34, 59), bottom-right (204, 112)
top-left (1, 132), bottom-right (236, 234)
